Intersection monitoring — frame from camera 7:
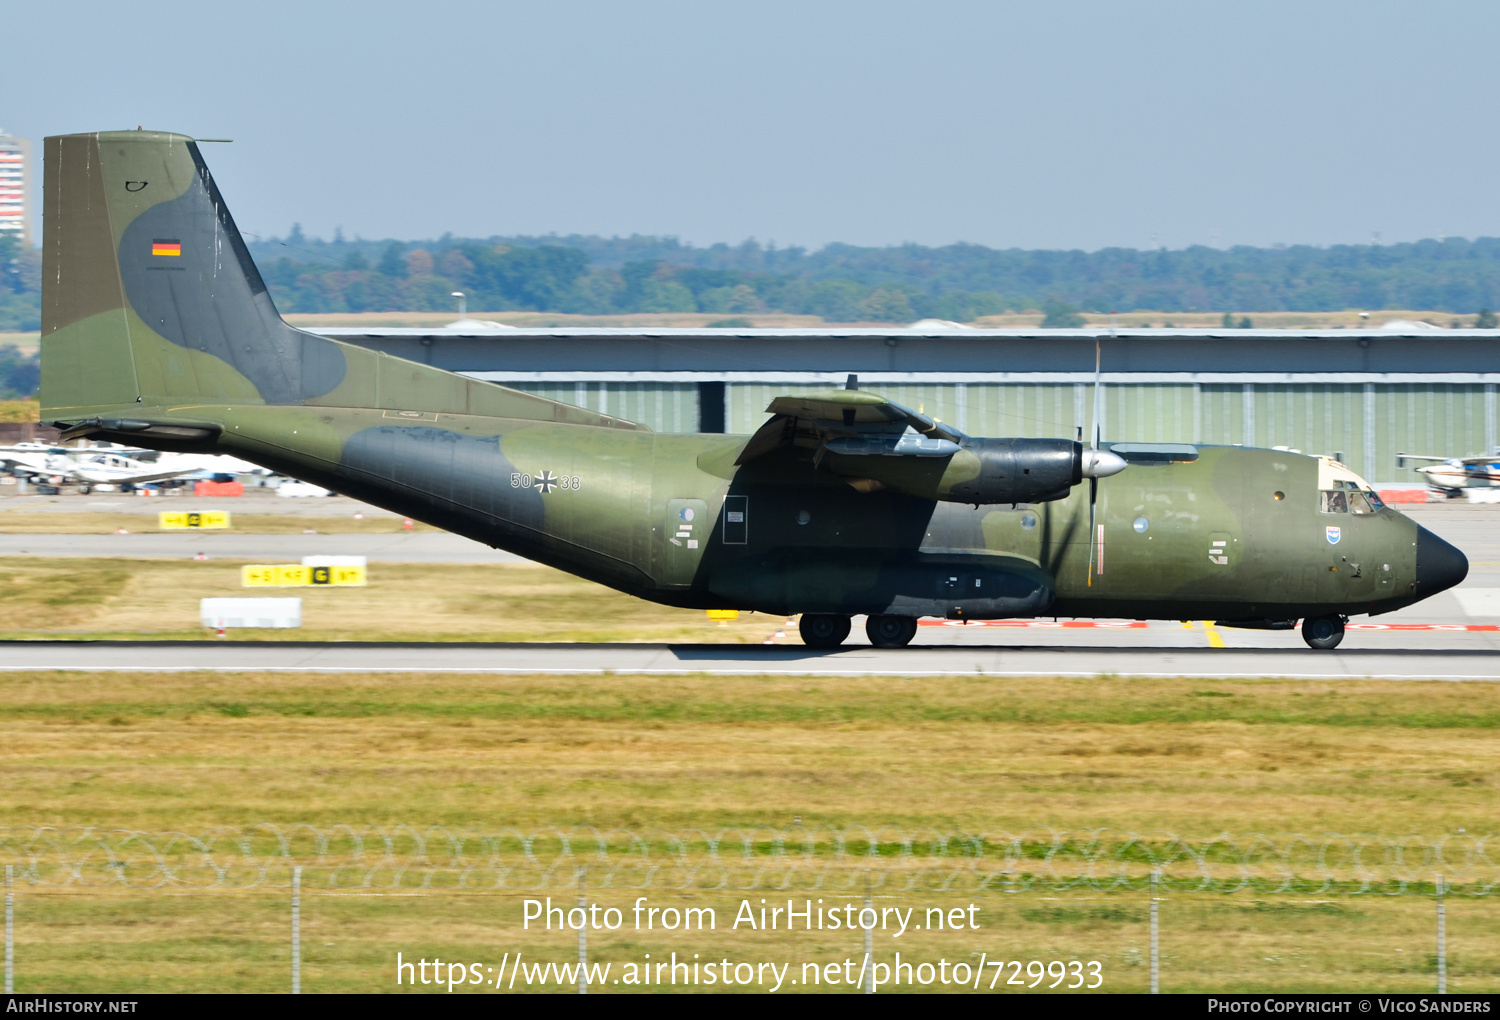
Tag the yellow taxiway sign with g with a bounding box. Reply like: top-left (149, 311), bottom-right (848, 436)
top-left (159, 511), bottom-right (230, 530)
top-left (242, 564), bottom-right (367, 587)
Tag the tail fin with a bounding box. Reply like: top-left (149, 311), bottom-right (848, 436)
top-left (41, 130), bottom-right (643, 432)
top-left (42, 130), bottom-right (349, 417)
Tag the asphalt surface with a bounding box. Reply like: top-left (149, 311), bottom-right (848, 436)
top-left (0, 531), bottom-right (526, 563)
top-left (0, 639), bottom-right (1495, 679)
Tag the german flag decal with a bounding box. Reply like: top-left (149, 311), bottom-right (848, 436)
top-left (151, 239), bottom-right (182, 257)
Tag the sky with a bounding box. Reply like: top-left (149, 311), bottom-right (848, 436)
top-left (5, 0), bottom-right (1500, 252)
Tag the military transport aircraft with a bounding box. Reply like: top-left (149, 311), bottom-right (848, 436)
top-left (36, 130), bottom-right (1469, 650)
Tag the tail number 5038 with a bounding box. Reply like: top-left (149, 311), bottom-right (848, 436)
top-left (511, 472), bottom-right (581, 492)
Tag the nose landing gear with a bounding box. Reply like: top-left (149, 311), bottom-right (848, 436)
top-left (1301, 614), bottom-right (1347, 650)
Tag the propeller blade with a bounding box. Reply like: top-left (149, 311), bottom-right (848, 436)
top-left (1087, 476), bottom-right (1098, 587)
top-left (1092, 338), bottom-right (1102, 450)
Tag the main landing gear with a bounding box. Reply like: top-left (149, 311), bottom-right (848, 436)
top-left (798, 614), bottom-right (851, 649)
top-left (797, 614), bottom-right (919, 649)
top-left (1301, 614), bottom-right (1347, 650)
top-left (865, 614), bottom-right (918, 648)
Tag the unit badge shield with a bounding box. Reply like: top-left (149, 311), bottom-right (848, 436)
top-left (1326, 526), bottom-right (1341, 545)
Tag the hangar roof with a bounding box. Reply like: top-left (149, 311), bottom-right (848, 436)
top-left (311, 327), bottom-right (1500, 383)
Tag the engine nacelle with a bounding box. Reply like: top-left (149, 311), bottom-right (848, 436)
top-left (818, 434), bottom-right (1125, 505)
top-left (945, 438), bottom-right (1083, 505)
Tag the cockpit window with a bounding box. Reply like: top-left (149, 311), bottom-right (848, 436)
top-left (1320, 490), bottom-right (1348, 513)
top-left (1347, 491), bottom-right (1374, 515)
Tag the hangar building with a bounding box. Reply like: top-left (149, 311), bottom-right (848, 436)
top-left (317, 326), bottom-right (1500, 486)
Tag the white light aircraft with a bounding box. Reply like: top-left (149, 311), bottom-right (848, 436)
top-left (0, 443), bottom-right (265, 492)
top-left (1396, 451), bottom-right (1500, 494)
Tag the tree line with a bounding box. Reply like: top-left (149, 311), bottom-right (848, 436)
top-left (9, 227), bottom-right (1500, 331)
top-left (0, 232), bottom-right (41, 332)
top-left (245, 229), bottom-right (1500, 321)
top-left (0, 344), bottom-right (38, 400)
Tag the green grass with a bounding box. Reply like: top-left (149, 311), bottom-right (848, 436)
top-left (4, 890), bottom-right (1490, 993)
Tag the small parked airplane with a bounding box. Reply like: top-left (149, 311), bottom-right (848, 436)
top-left (1396, 452), bottom-right (1500, 495)
top-left (1, 443), bottom-right (265, 493)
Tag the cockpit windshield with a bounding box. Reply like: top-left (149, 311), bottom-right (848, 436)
top-left (1317, 457), bottom-right (1384, 513)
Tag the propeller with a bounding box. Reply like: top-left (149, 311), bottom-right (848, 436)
top-left (1081, 336), bottom-right (1127, 586)
top-left (1087, 340), bottom-right (1100, 586)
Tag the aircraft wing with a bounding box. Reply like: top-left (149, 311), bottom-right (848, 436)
top-left (736, 386), bottom-right (965, 465)
top-left (0, 451), bottom-right (62, 474)
top-left (1398, 452), bottom-right (1499, 468)
top-left (66, 465), bottom-right (198, 485)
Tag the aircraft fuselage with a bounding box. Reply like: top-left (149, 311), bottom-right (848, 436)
top-left (170, 403), bottom-right (1457, 623)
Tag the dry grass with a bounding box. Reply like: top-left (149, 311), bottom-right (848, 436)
top-left (0, 397), bottom-right (40, 423)
top-left (0, 511), bottom-right (441, 534)
top-left (0, 556), bottom-right (775, 642)
top-left (2, 670), bottom-right (1496, 834)
top-left (274, 310), bottom-right (1481, 330)
top-left (3, 670), bottom-right (1497, 992)
top-left (283, 312), bottom-right (833, 329)
top-left (976, 309), bottom-right (1482, 329)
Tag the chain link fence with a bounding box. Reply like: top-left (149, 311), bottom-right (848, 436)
top-left (1, 824), bottom-right (1494, 895)
top-left (3, 825), bottom-right (1492, 994)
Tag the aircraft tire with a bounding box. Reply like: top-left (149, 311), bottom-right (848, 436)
top-left (866, 615), bottom-right (918, 648)
top-left (1301, 614), bottom-right (1347, 650)
top-left (799, 614), bottom-right (851, 649)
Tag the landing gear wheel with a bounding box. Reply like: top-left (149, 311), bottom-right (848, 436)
top-left (78, 484), bottom-right (91, 495)
top-left (866, 614), bottom-right (918, 648)
top-left (1301, 614), bottom-right (1347, 650)
top-left (799, 614), bottom-right (852, 649)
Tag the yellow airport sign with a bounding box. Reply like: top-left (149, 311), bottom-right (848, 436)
top-left (242, 564), bottom-right (367, 587)
top-left (160, 511), bottom-right (231, 530)
top-left (706, 609), bottom-right (739, 621)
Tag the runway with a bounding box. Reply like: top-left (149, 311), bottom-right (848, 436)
top-left (2, 638), bottom-right (1498, 679)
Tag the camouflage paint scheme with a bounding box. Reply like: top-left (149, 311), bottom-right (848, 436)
top-left (39, 132), bottom-right (1468, 633)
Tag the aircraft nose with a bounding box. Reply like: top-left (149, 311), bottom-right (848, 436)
top-left (1415, 525), bottom-right (1468, 596)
